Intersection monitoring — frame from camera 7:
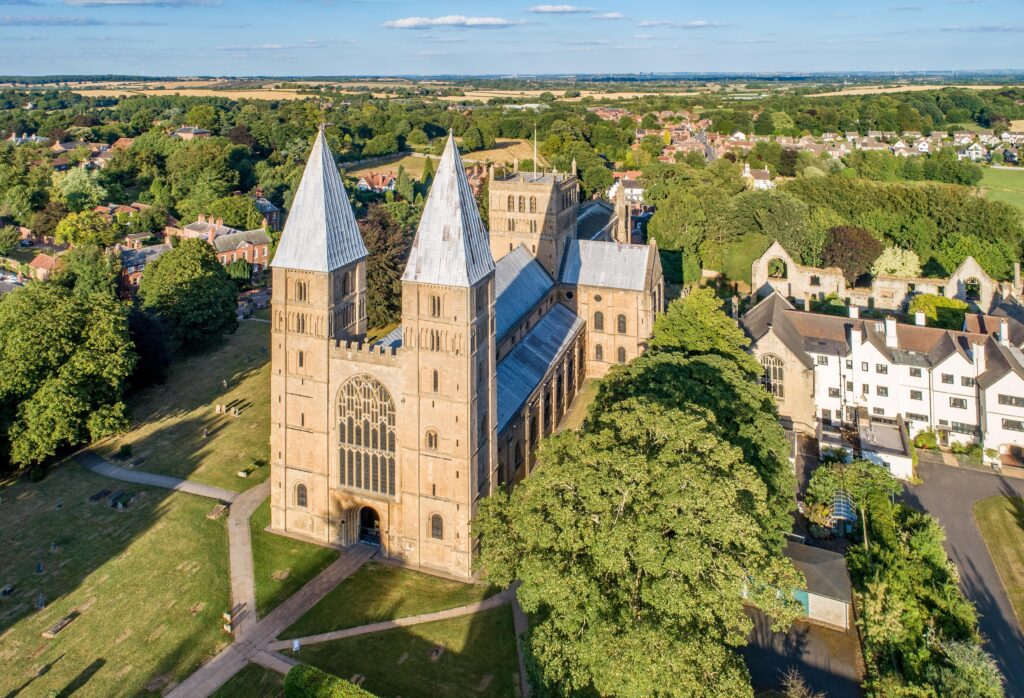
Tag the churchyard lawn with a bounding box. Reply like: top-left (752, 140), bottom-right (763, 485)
top-left (96, 320), bottom-right (271, 493)
top-left (0, 462), bottom-right (231, 697)
top-left (210, 662), bottom-right (284, 697)
top-left (250, 500), bottom-right (340, 616)
top-left (980, 167), bottom-right (1024, 212)
top-left (974, 495), bottom-right (1024, 625)
top-left (281, 561), bottom-right (497, 639)
top-left (287, 605), bottom-right (519, 698)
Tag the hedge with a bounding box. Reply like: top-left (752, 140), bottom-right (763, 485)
top-left (284, 664), bottom-right (376, 698)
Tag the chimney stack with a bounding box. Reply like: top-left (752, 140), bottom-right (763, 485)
top-left (974, 342), bottom-right (986, 374)
top-left (885, 316), bottom-right (898, 348)
top-left (198, 213), bottom-right (206, 223)
top-left (848, 305), bottom-right (859, 319)
top-left (1015, 262), bottom-right (1021, 293)
top-left (207, 226), bottom-right (217, 245)
top-left (1000, 319), bottom-right (1010, 347)
top-left (215, 217), bottom-right (223, 227)
top-left (915, 311), bottom-right (927, 326)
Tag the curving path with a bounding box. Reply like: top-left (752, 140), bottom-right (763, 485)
top-left (907, 460), bottom-right (1024, 695)
top-left (74, 450), bottom-right (239, 502)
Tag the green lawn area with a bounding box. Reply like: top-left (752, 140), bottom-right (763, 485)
top-left (96, 321), bottom-right (271, 493)
top-left (720, 233), bottom-right (770, 289)
top-left (973, 495), bottom-right (1024, 626)
top-left (211, 662), bottom-right (283, 698)
top-left (282, 561), bottom-right (496, 639)
top-left (0, 462), bottom-right (231, 697)
top-left (252, 307), bottom-right (271, 321)
top-left (250, 500), bottom-right (340, 616)
top-left (558, 379), bottom-right (599, 433)
top-left (288, 606), bottom-right (519, 698)
top-left (980, 167), bottom-right (1024, 211)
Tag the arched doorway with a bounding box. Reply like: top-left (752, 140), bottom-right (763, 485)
top-left (359, 506), bottom-right (381, 546)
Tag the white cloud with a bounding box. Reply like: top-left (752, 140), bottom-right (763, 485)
top-left (64, 0), bottom-right (218, 6)
top-left (592, 11), bottom-right (626, 20)
top-left (528, 4), bottom-right (591, 13)
top-left (637, 19), bottom-right (723, 28)
top-left (383, 15), bottom-right (522, 29)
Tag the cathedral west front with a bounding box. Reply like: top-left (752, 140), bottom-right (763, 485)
top-left (268, 129), bottom-right (663, 579)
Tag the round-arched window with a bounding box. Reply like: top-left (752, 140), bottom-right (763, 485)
top-left (595, 344), bottom-right (604, 361)
top-left (617, 347), bottom-right (626, 363)
top-left (430, 514), bottom-right (443, 540)
top-left (426, 430), bottom-right (439, 450)
top-left (593, 311), bottom-right (604, 332)
top-left (295, 483), bottom-right (308, 508)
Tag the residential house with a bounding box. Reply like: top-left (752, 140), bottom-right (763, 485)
top-left (958, 142), bottom-right (988, 161)
top-left (355, 172), bottom-right (396, 193)
top-left (5, 132), bottom-right (48, 145)
top-left (92, 201), bottom-right (152, 224)
top-left (117, 243), bottom-right (171, 296)
top-left (171, 126), bottom-right (212, 140)
top-left (742, 163), bottom-right (774, 190)
top-left (111, 137), bottom-right (135, 151)
top-left (213, 229), bottom-right (272, 272)
top-left (254, 195), bottom-right (282, 230)
top-left (27, 253), bottom-right (60, 281)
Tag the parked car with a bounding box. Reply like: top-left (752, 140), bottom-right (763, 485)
top-left (18, 239), bottom-right (33, 247)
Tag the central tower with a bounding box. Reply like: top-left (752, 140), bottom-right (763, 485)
top-left (399, 134), bottom-right (497, 578)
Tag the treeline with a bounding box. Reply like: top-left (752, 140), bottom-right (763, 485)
top-left (642, 159), bottom-right (1024, 285)
top-left (704, 86), bottom-right (1024, 135)
top-left (806, 460), bottom-right (1004, 696)
top-left (475, 290), bottom-right (801, 697)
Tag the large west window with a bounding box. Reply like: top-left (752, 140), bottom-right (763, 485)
top-left (760, 354), bottom-right (785, 398)
top-left (338, 375), bottom-right (396, 496)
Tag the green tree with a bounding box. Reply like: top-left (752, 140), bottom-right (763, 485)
top-left (184, 104), bottom-right (217, 131)
top-left (871, 246), bottom-right (922, 278)
top-left (138, 238), bottom-right (238, 353)
top-left (650, 288), bottom-right (760, 375)
top-left (406, 128), bottom-right (428, 146)
top-left (0, 225), bottom-right (19, 255)
top-left (54, 210), bottom-right (118, 247)
top-left (197, 195), bottom-right (264, 230)
top-left (908, 293), bottom-right (969, 330)
top-left (394, 166), bottom-right (414, 202)
top-left (54, 167), bottom-right (107, 212)
top-left (53, 243), bottom-right (120, 298)
top-left (0, 283), bottom-right (135, 469)
top-left (225, 258), bottom-right (252, 281)
top-left (420, 156), bottom-right (435, 185)
top-left (461, 125), bottom-right (485, 151)
top-left (360, 205), bottom-right (409, 329)
top-left (363, 132), bottom-right (399, 157)
top-left (925, 641), bottom-right (1004, 698)
top-left (475, 398), bottom-right (802, 698)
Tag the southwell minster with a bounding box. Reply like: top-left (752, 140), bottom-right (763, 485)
top-left (268, 129), bottom-right (664, 579)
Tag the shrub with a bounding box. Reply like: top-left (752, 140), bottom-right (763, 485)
top-left (284, 664), bottom-right (376, 697)
top-left (117, 443), bottom-right (133, 460)
top-left (908, 293), bottom-right (969, 330)
top-left (914, 430), bottom-right (938, 450)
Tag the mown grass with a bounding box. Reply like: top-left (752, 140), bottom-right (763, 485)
top-left (250, 500), bottom-right (340, 617)
top-left (0, 462), bottom-right (231, 697)
top-left (287, 606), bottom-right (519, 698)
top-left (719, 233), bottom-right (770, 289)
top-left (980, 167), bottom-right (1024, 211)
top-left (210, 662), bottom-right (283, 698)
top-left (96, 321), bottom-right (271, 493)
top-left (973, 495), bottom-right (1024, 626)
top-left (558, 379), bottom-right (599, 433)
top-left (281, 561), bottom-right (497, 639)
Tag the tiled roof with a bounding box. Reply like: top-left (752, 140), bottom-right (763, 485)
top-left (560, 238), bottom-right (650, 291)
top-left (27, 253), bottom-right (58, 270)
top-left (213, 229), bottom-right (270, 253)
top-left (272, 127), bottom-right (368, 273)
top-left (402, 133), bottom-right (494, 287)
top-left (494, 245), bottom-right (554, 341)
top-left (496, 303), bottom-right (584, 432)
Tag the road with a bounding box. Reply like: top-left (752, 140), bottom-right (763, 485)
top-left (906, 460), bottom-right (1024, 694)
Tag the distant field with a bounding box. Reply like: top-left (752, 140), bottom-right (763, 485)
top-left (346, 139), bottom-right (541, 179)
top-left (812, 84), bottom-right (1008, 97)
top-left (1012, 120), bottom-right (1024, 131)
top-left (73, 86), bottom-right (313, 100)
top-left (346, 154), bottom-right (428, 179)
top-left (438, 88), bottom-right (706, 103)
top-left (980, 167), bottom-right (1024, 211)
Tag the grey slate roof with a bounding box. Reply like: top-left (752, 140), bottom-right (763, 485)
top-left (494, 245), bottom-right (555, 341)
top-left (401, 133), bottom-right (494, 287)
top-left (373, 326), bottom-right (404, 349)
top-left (119, 243), bottom-right (170, 269)
top-left (739, 293), bottom-right (815, 369)
top-left (213, 229), bottom-right (271, 253)
top-left (575, 200), bottom-right (616, 241)
top-left (496, 303), bottom-right (584, 432)
top-left (272, 127), bottom-right (368, 273)
top-left (560, 238), bottom-right (650, 291)
top-left (786, 541), bottom-right (852, 603)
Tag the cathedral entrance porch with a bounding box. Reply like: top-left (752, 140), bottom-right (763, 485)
top-left (359, 506), bottom-right (381, 546)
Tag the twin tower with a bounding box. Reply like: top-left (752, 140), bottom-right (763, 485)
top-left (267, 129), bottom-right (596, 578)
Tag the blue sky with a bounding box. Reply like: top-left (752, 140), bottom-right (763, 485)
top-left (1, 0), bottom-right (1022, 76)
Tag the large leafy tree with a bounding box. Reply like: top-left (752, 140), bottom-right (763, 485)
top-left (0, 283), bottom-right (135, 469)
top-left (138, 238), bottom-right (238, 353)
top-left (54, 210), bottom-right (119, 247)
top-left (821, 225), bottom-right (884, 284)
top-left (650, 287), bottom-right (759, 374)
top-left (53, 243), bottom-right (120, 298)
top-left (360, 205), bottom-right (409, 329)
top-left (475, 399), bottom-right (802, 697)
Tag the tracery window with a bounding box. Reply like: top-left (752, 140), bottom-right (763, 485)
top-left (338, 375), bottom-right (396, 496)
top-left (761, 354), bottom-right (785, 398)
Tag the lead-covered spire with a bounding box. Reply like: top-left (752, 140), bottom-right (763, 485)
top-left (272, 126), bottom-right (367, 272)
top-left (402, 132), bottom-right (494, 287)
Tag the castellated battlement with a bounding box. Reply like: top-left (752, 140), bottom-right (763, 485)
top-left (331, 338), bottom-right (402, 366)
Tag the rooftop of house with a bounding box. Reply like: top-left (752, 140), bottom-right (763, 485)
top-left (27, 253), bottom-right (59, 270)
top-left (119, 243), bottom-right (170, 268)
top-left (785, 541), bottom-right (852, 603)
top-left (212, 228), bottom-right (271, 253)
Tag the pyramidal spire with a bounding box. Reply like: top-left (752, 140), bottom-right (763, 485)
top-left (272, 126), bottom-right (367, 272)
top-left (402, 132), bottom-right (494, 287)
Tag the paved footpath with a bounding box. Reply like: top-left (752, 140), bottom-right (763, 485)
top-left (167, 543), bottom-right (377, 698)
top-left (266, 588), bottom-right (513, 651)
top-left (75, 450), bottom-right (239, 502)
top-left (228, 481), bottom-right (270, 638)
top-left (909, 461), bottom-right (1024, 695)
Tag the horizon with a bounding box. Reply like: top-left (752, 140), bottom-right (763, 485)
top-left (1, 0), bottom-right (1022, 76)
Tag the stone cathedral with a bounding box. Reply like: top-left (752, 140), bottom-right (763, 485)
top-left (269, 129), bottom-right (664, 579)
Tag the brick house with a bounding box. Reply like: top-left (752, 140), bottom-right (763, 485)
top-left (117, 243), bottom-right (171, 296)
top-left (27, 253), bottom-right (60, 281)
top-left (213, 229), bottom-right (272, 271)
